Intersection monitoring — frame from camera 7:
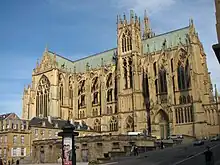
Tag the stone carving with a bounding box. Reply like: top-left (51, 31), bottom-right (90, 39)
top-left (35, 52), bottom-right (57, 73)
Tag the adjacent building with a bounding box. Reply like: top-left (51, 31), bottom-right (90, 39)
top-left (29, 116), bottom-right (94, 163)
top-left (22, 10), bottom-right (218, 139)
top-left (0, 113), bottom-right (30, 164)
top-left (215, 0), bottom-right (220, 43)
top-left (213, 0), bottom-right (220, 63)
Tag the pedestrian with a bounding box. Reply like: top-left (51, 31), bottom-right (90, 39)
top-left (134, 146), bottom-right (139, 156)
top-left (204, 146), bottom-right (214, 165)
top-left (160, 141), bottom-right (164, 149)
top-left (0, 158), bottom-right (3, 165)
top-left (130, 145), bottom-right (134, 156)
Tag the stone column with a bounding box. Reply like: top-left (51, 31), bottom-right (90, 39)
top-left (3, 120), bottom-right (6, 130)
top-left (73, 75), bottom-right (78, 119)
top-left (50, 69), bottom-right (59, 117)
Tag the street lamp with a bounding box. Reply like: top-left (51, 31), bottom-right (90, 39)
top-left (58, 120), bottom-right (79, 165)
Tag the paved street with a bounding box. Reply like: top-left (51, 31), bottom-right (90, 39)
top-left (101, 141), bottom-right (220, 165)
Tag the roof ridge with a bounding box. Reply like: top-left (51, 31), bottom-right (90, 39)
top-left (72, 47), bottom-right (116, 63)
top-left (145, 26), bottom-right (190, 40)
top-left (48, 51), bottom-right (74, 63)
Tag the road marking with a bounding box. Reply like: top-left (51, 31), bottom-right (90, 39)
top-left (100, 162), bottom-right (118, 165)
top-left (173, 143), bottom-right (220, 165)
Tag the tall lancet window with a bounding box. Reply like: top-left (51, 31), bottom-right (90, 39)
top-left (185, 59), bottom-right (191, 88)
top-left (36, 75), bottom-right (50, 117)
top-left (177, 59), bottom-right (191, 91)
top-left (158, 67), bottom-right (167, 93)
top-left (91, 77), bottom-right (99, 105)
top-left (121, 30), bottom-right (132, 53)
top-left (128, 57), bottom-right (133, 88)
top-left (59, 74), bottom-right (64, 105)
top-left (123, 59), bottom-right (128, 89)
top-left (69, 76), bottom-right (73, 108)
top-left (106, 73), bottom-right (113, 103)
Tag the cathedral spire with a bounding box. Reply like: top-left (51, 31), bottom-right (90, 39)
top-left (143, 10), bottom-right (153, 40)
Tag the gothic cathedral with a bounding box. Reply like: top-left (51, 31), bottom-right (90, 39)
top-left (22, 11), bottom-right (219, 138)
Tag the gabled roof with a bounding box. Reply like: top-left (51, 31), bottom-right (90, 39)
top-left (29, 117), bottom-right (92, 131)
top-left (0, 113), bottom-right (20, 121)
top-left (46, 26), bottom-right (190, 73)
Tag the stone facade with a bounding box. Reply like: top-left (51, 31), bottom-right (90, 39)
top-left (22, 11), bottom-right (219, 139)
top-left (32, 135), bottom-right (155, 163)
top-left (0, 113), bottom-right (30, 164)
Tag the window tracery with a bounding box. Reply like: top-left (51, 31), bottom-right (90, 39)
top-left (177, 58), bottom-right (191, 90)
top-left (158, 67), bottom-right (167, 93)
top-left (91, 77), bottom-right (99, 105)
top-left (106, 73), bottom-right (113, 102)
top-left (109, 116), bottom-right (118, 131)
top-left (69, 76), bottom-right (73, 108)
top-left (59, 74), bottom-right (64, 106)
top-left (36, 75), bottom-right (50, 117)
top-left (94, 119), bottom-right (101, 132)
top-left (123, 58), bottom-right (133, 89)
top-left (78, 80), bottom-right (86, 110)
top-left (121, 30), bottom-right (132, 53)
top-left (126, 116), bottom-right (134, 131)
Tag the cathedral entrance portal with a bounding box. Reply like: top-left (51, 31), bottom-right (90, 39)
top-left (155, 110), bottom-right (169, 139)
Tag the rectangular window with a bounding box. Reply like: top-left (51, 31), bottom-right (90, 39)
top-left (4, 136), bottom-right (7, 144)
top-left (21, 148), bottom-right (24, 156)
top-left (34, 129), bottom-right (38, 136)
top-left (0, 136), bottom-right (2, 143)
top-left (41, 130), bottom-right (45, 137)
top-left (48, 130), bottom-right (52, 137)
top-left (13, 135), bottom-right (17, 144)
top-left (0, 149), bottom-right (2, 156)
top-left (21, 136), bottom-right (24, 144)
top-left (4, 148), bottom-right (6, 156)
top-left (13, 148), bottom-right (17, 156)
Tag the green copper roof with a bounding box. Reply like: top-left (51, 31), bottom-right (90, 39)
top-left (142, 26), bottom-right (190, 53)
top-left (73, 48), bottom-right (116, 73)
top-left (47, 26), bottom-right (190, 73)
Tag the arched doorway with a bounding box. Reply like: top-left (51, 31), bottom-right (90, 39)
top-left (155, 110), bottom-right (169, 139)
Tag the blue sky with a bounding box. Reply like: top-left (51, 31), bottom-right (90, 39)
top-left (0, 0), bottom-right (218, 116)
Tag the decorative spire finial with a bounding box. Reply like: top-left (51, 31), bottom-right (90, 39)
top-left (189, 18), bottom-right (194, 26)
top-left (45, 44), bottom-right (48, 52)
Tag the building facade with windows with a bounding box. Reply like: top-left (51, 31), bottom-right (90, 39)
top-left (22, 11), bottom-right (219, 139)
top-left (0, 113), bottom-right (30, 164)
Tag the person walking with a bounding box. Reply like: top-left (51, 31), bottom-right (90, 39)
top-left (204, 146), bottom-right (214, 165)
top-left (0, 158), bottom-right (3, 165)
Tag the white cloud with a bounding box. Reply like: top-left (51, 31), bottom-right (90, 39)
top-left (112, 0), bottom-right (176, 14)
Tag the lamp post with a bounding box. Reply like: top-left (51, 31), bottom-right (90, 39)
top-left (58, 120), bottom-right (79, 165)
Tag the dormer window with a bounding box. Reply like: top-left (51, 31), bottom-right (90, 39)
top-left (55, 123), bottom-right (58, 128)
top-left (42, 121), bottom-right (46, 127)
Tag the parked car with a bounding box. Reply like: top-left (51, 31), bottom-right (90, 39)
top-left (193, 139), bottom-right (204, 146)
top-left (210, 136), bottom-right (220, 142)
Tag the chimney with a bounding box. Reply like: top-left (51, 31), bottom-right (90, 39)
top-left (48, 116), bottom-right (52, 123)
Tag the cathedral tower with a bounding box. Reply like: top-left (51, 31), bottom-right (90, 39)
top-left (116, 11), bottom-right (145, 133)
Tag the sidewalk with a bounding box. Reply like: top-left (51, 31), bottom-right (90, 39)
top-left (22, 163), bottom-right (88, 165)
